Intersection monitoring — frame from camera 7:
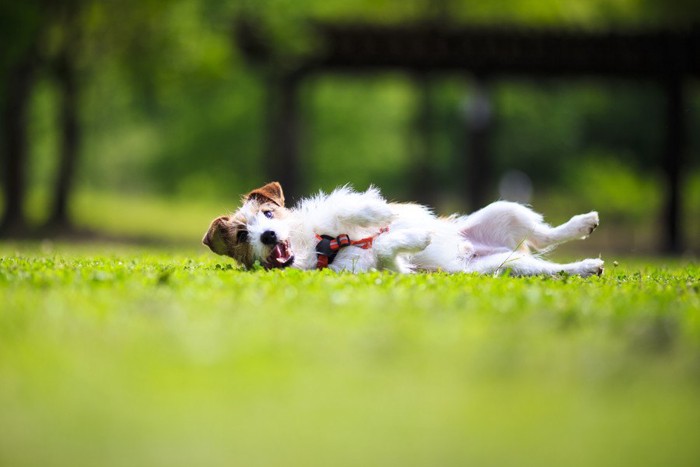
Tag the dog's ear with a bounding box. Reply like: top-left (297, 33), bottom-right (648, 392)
top-left (202, 215), bottom-right (230, 255)
top-left (245, 181), bottom-right (285, 207)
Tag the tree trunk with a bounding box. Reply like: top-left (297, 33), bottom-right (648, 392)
top-left (0, 53), bottom-right (37, 235)
top-left (46, 50), bottom-right (80, 230)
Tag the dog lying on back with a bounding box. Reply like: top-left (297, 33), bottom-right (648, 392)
top-left (203, 182), bottom-right (604, 276)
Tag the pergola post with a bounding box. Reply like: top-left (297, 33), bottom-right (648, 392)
top-left (410, 74), bottom-right (438, 205)
top-left (265, 71), bottom-right (303, 201)
top-left (662, 76), bottom-right (685, 254)
top-left (466, 77), bottom-right (493, 211)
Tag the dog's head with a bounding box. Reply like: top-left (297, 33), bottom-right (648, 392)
top-left (202, 182), bottom-right (295, 269)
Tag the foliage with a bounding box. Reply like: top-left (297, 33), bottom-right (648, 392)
top-left (492, 81), bottom-right (666, 186)
top-left (0, 1), bottom-right (43, 74)
top-left (565, 155), bottom-right (662, 223)
top-left (17, 0), bottom-right (699, 201)
top-left (1, 245), bottom-right (699, 466)
top-left (4, 0), bottom-right (700, 246)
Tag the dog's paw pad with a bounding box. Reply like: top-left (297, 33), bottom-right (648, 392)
top-left (577, 258), bottom-right (604, 277)
top-left (588, 218), bottom-right (600, 235)
top-left (573, 212), bottom-right (600, 238)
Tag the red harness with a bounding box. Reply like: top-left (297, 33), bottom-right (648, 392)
top-left (315, 227), bottom-right (389, 269)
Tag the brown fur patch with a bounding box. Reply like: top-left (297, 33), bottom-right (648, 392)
top-left (245, 181), bottom-right (285, 207)
top-left (203, 214), bottom-right (256, 267)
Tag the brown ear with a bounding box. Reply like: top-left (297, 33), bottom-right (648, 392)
top-left (202, 215), bottom-right (230, 255)
top-left (245, 181), bottom-right (285, 207)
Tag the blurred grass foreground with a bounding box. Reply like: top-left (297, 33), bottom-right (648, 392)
top-left (1, 248), bottom-right (699, 467)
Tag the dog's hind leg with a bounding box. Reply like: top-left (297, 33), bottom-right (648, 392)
top-left (469, 252), bottom-right (604, 277)
top-left (526, 211), bottom-right (599, 250)
top-left (460, 201), bottom-right (599, 252)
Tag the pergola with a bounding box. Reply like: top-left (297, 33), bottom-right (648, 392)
top-left (235, 20), bottom-right (700, 253)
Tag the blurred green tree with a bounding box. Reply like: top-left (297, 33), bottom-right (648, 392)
top-left (0, 1), bottom-right (45, 234)
top-left (1, 0), bottom-right (208, 234)
top-left (1, 0), bottom-right (698, 242)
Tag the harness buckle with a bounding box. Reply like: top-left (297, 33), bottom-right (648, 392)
top-left (337, 234), bottom-right (351, 247)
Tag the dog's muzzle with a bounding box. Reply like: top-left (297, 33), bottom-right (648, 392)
top-left (264, 240), bottom-right (294, 269)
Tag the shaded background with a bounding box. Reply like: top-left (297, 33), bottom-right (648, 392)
top-left (1, 0), bottom-right (699, 255)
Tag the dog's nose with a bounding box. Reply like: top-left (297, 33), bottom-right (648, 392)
top-left (261, 230), bottom-right (277, 246)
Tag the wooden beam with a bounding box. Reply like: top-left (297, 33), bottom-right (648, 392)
top-left (302, 24), bottom-right (700, 78)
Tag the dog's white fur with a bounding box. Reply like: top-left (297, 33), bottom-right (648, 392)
top-left (204, 182), bottom-right (604, 277)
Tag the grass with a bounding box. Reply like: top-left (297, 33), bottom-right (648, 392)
top-left (23, 190), bottom-right (231, 244)
top-left (1, 243), bottom-right (699, 467)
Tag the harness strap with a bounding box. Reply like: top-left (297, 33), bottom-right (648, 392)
top-left (315, 227), bottom-right (389, 269)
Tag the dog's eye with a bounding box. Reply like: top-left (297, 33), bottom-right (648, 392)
top-left (263, 210), bottom-right (274, 219)
top-left (236, 230), bottom-right (249, 243)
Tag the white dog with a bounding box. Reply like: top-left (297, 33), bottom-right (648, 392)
top-left (203, 182), bottom-right (604, 276)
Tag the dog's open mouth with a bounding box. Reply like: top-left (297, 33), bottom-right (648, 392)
top-left (265, 240), bottom-right (294, 269)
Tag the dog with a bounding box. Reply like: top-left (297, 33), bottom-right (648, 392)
top-left (203, 181), bottom-right (604, 276)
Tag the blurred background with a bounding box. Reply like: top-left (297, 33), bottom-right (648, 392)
top-left (1, 0), bottom-right (699, 255)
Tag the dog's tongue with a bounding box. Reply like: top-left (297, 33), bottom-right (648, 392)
top-left (269, 242), bottom-right (293, 266)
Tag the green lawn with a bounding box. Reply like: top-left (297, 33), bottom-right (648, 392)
top-left (1, 244), bottom-right (699, 467)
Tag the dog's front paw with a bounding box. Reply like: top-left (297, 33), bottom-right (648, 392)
top-left (571, 212), bottom-right (600, 238)
top-left (407, 230), bottom-right (432, 252)
top-left (391, 229), bottom-right (431, 253)
top-left (363, 204), bottom-right (396, 226)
